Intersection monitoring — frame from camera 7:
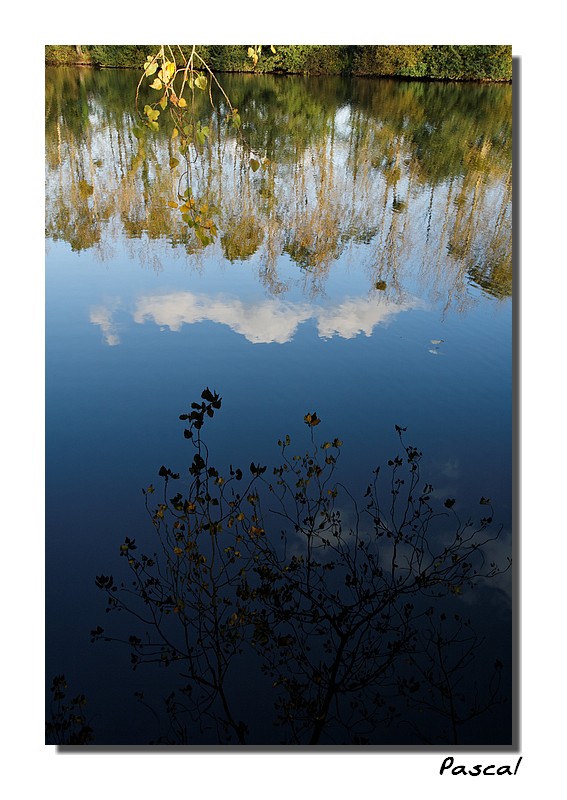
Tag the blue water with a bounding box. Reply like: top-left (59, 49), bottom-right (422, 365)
top-left (45, 69), bottom-right (512, 745)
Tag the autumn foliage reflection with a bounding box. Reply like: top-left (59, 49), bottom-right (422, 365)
top-left (45, 69), bottom-right (511, 306)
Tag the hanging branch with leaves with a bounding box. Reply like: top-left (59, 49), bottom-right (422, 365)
top-left (133, 45), bottom-right (272, 249)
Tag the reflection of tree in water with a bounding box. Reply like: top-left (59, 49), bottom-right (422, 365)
top-left (466, 165), bottom-right (512, 299)
top-left (283, 133), bottom-right (348, 295)
top-left (220, 155), bottom-right (264, 263)
top-left (45, 68), bottom-right (512, 304)
top-left (80, 390), bottom-right (510, 746)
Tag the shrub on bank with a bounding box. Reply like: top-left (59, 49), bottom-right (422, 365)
top-left (350, 45), bottom-right (511, 80)
top-left (45, 45), bottom-right (89, 66)
top-left (45, 45), bottom-right (512, 81)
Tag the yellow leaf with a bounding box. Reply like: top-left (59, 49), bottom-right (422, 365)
top-left (159, 61), bottom-right (175, 84)
top-left (178, 97), bottom-right (187, 108)
top-left (168, 200), bottom-right (179, 208)
top-left (172, 127), bottom-right (179, 138)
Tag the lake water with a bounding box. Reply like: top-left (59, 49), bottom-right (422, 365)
top-left (45, 67), bottom-right (513, 745)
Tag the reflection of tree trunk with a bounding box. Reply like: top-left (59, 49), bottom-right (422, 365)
top-left (309, 632), bottom-right (349, 745)
top-left (441, 651), bottom-right (460, 745)
top-left (494, 166), bottom-right (512, 237)
top-left (87, 138), bottom-right (98, 218)
top-left (259, 164), bottom-right (285, 294)
top-left (450, 173), bottom-right (483, 263)
top-left (426, 185), bottom-right (435, 243)
top-left (436, 176), bottom-right (454, 271)
top-left (56, 120), bottom-right (62, 167)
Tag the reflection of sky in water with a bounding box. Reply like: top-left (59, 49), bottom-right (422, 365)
top-left (92, 290), bottom-right (422, 345)
top-left (47, 231), bottom-right (512, 747)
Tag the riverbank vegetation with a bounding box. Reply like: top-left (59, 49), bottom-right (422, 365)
top-left (45, 45), bottom-right (512, 81)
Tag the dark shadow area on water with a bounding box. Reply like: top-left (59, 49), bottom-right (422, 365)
top-left (48, 384), bottom-right (515, 750)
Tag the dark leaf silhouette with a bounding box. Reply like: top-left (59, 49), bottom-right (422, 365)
top-left (90, 390), bottom-right (509, 745)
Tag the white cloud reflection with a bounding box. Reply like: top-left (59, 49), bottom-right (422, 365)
top-left (131, 290), bottom-right (420, 344)
top-left (90, 304), bottom-right (121, 346)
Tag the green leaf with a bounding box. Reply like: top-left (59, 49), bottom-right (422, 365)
top-left (250, 158), bottom-right (260, 172)
top-left (228, 110), bottom-right (241, 129)
top-left (144, 105), bottom-right (160, 122)
top-left (194, 74), bottom-right (207, 91)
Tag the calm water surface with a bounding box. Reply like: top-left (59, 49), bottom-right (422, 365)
top-left (45, 67), bottom-right (512, 745)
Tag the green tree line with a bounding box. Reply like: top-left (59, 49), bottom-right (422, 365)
top-left (45, 45), bottom-right (512, 81)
